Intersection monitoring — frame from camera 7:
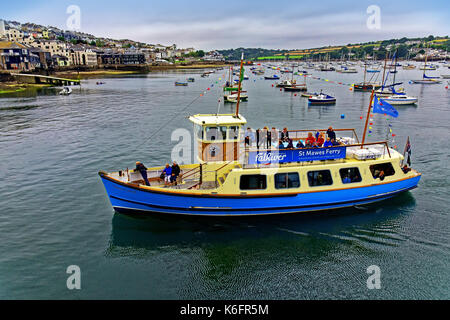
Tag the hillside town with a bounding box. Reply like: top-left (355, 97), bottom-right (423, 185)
top-left (0, 19), bottom-right (225, 72)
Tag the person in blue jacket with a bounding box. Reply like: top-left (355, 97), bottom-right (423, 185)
top-left (162, 163), bottom-right (172, 186)
top-left (323, 137), bottom-right (333, 147)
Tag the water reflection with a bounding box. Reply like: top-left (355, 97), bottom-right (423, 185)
top-left (107, 192), bottom-right (416, 253)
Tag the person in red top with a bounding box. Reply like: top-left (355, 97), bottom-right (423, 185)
top-left (305, 132), bottom-right (316, 146)
top-left (317, 133), bottom-right (325, 147)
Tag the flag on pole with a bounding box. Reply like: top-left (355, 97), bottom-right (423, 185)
top-left (373, 95), bottom-right (399, 118)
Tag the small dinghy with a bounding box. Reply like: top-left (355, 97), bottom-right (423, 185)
top-left (59, 87), bottom-right (72, 95)
top-left (264, 75), bottom-right (280, 80)
top-left (187, 78), bottom-right (195, 82)
top-left (308, 92), bottom-right (336, 105)
top-left (175, 81), bottom-right (188, 86)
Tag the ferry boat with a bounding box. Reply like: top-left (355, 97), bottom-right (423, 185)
top-left (99, 56), bottom-right (421, 216)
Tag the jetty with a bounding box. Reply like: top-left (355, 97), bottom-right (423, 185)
top-left (10, 73), bottom-right (81, 86)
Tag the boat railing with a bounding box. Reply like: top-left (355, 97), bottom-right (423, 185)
top-left (241, 140), bottom-right (392, 168)
top-left (285, 128), bottom-right (360, 143)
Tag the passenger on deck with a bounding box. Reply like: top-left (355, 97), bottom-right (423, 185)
top-left (317, 133), bottom-right (325, 147)
top-left (331, 138), bottom-right (340, 146)
top-left (286, 139), bottom-right (294, 149)
top-left (265, 127), bottom-right (272, 148)
top-left (261, 127), bottom-right (268, 149)
top-left (244, 127), bottom-right (254, 147)
top-left (256, 128), bottom-right (261, 149)
top-left (171, 161), bottom-right (181, 185)
top-left (327, 126), bottom-right (336, 141)
top-left (271, 127), bottom-right (278, 145)
top-left (323, 137), bottom-right (333, 147)
top-left (135, 161), bottom-right (150, 186)
top-left (162, 163), bottom-right (172, 186)
top-left (296, 140), bottom-right (305, 148)
top-left (402, 164), bottom-right (411, 174)
top-left (281, 128), bottom-right (289, 141)
top-left (278, 140), bottom-right (285, 149)
top-left (306, 132), bottom-right (316, 146)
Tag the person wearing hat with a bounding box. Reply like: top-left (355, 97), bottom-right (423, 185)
top-left (135, 161), bottom-right (150, 186)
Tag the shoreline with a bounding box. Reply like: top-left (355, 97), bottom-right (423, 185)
top-left (1, 63), bottom-right (229, 92)
top-left (0, 82), bottom-right (52, 94)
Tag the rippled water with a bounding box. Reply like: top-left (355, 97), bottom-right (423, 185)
top-left (0, 66), bottom-right (449, 299)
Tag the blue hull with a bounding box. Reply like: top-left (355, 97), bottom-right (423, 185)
top-left (99, 174), bottom-right (420, 216)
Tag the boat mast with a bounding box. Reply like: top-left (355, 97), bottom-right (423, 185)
top-left (363, 57), bottom-right (367, 86)
top-left (393, 50), bottom-right (398, 84)
top-left (423, 42), bottom-right (428, 79)
top-left (381, 53), bottom-right (388, 90)
top-left (235, 53), bottom-right (244, 117)
top-left (361, 89), bottom-right (375, 148)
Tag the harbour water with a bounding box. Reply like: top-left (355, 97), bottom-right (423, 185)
top-left (0, 66), bottom-right (449, 299)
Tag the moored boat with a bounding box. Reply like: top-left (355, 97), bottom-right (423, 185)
top-left (264, 75), bottom-right (280, 80)
top-left (284, 84), bottom-right (307, 92)
top-left (379, 95), bottom-right (418, 105)
top-left (175, 81), bottom-right (188, 86)
top-left (59, 87), bottom-right (72, 95)
top-left (308, 92), bottom-right (336, 104)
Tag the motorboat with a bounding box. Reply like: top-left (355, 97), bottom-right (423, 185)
top-left (308, 92), bottom-right (336, 105)
top-left (59, 87), bottom-right (72, 95)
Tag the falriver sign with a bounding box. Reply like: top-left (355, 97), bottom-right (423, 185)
top-left (248, 147), bottom-right (347, 164)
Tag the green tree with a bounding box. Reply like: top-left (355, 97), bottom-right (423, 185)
top-left (396, 44), bottom-right (409, 58)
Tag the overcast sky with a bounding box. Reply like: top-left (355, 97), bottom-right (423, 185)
top-left (2, 0), bottom-right (449, 50)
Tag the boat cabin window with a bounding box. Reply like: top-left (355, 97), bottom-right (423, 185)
top-left (228, 126), bottom-right (239, 140)
top-left (307, 170), bottom-right (333, 187)
top-left (275, 172), bottom-right (300, 189)
top-left (370, 163), bottom-right (395, 181)
top-left (339, 167), bottom-right (362, 184)
top-left (240, 174), bottom-right (267, 190)
top-left (205, 126), bottom-right (227, 141)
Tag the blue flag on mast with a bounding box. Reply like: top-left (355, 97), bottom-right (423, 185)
top-left (373, 95), bottom-right (399, 118)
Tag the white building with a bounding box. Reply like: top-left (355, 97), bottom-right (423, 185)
top-left (0, 20), bottom-right (6, 40)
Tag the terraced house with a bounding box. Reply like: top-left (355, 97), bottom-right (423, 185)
top-left (0, 41), bottom-right (40, 71)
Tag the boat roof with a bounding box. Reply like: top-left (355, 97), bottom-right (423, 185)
top-left (188, 114), bottom-right (247, 126)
